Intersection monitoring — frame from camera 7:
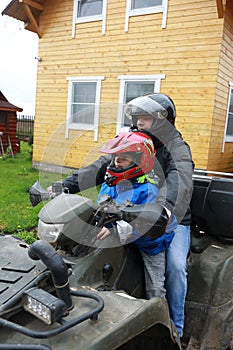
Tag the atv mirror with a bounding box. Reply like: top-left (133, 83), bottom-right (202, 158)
top-left (29, 181), bottom-right (50, 207)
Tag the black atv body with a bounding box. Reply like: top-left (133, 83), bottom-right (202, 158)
top-left (0, 170), bottom-right (233, 350)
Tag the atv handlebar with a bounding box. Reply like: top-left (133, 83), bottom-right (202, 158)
top-left (95, 195), bottom-right (166, 239)
top-left (30, 182), bottom-right (168, 239)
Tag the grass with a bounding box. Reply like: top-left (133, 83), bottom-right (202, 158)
top-left (0, 142), bottom-right (98, 243)
top-left (0, 142), bottom-right (42, 241)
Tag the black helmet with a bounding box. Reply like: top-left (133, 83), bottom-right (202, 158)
top-left (124, 93), bottom-right (176, 125)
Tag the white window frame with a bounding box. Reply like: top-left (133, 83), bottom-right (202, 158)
top-left (125, 0), bottom-right (168, 32)
top-left (72, 0), bottom-right (107, 38)
top-left (222, 81), bottom-right (233, 152)
top-left (66, 76), bottom-right (104, 141)
top-left (117, 74), bottom-right (165, 134)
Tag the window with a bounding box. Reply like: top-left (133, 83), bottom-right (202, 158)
top-left (72, 0), bottom-right (107, 37)
top-left (125, 0), bottom-right (168, 31)
top-left (66, 76), bottom-right (104, 141)
top-left (117, 74), bottom-right (165, 133)
top-left (223, 82), bottom-right (233, 151)
top-left (0, 111), bottom-right (7, 126)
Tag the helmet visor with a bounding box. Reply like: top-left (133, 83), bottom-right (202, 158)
top-left (124, 95), bottom-right (168, 120)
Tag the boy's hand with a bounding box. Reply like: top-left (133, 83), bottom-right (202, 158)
top-left (97, 227), bottom-right (111, 240)
top-left (47, 186), bottom-right (53, 195)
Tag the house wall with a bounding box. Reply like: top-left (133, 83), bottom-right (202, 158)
top-left (33, 0), bottom-right (225, 171)
top-left (207, 0), bottom-right (233, 172)
top-left (0, 111), bottom-right (19, 155)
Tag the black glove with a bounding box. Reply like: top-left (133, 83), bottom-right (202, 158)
top-left (29, 181), bottom-right (50, 207)
top-left (144, 208), bottom-right (170, 239)
top-left (121, 203), bottom-right (170, 239)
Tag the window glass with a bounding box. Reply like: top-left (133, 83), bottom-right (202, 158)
top-left (226, 88), bottom-right (233, 136)
top-left (226, 116), bottom-right (233, 136)
top-left (131, 0), bottom-right (162, 10)
top-left (0, 112), bottom-right (7, 125)
top-left (71, 104), bottom-right (95, 124)
top-left (71, 82), bottom-right (96, 125)
top-left (228, 89), bottom-right (233, 113)
top-left (123, 82), bottom-right (155, 126)
top-left (78, 0), bottom-right (103, 17)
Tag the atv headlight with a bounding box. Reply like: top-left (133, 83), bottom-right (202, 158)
top-left (38, 219), bottom-right (64, 243)
top-left (23, 287), bottom-right (66, 325)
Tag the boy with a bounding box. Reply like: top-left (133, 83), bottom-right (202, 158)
top-left (97, 131), bottom-right (177, 299)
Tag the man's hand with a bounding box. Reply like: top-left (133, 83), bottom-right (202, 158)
top-left (121, 203), bottom-right (171, 239)
top-left (145, 207), bottom-right (170, 239)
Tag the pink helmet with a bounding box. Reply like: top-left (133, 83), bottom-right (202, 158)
top-left (100, 131), bottom-right (155, 186)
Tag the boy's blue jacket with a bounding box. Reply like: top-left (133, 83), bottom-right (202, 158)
top-left (98, 176), bottom-right (176, 255)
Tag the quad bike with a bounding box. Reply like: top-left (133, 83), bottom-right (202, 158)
top-left (0, 170), bottom-right (233, 350)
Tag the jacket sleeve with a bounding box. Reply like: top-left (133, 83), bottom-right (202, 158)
top-left (155, 136), bottom-right (194, 224)
top-left (62, 155), bottom-right (111, 194)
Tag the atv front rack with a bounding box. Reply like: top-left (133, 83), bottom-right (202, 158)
top-left (0, 290), bottom-right (104, 339)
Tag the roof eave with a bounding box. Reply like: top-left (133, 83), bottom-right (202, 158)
top-left (0, 107), bottom-right (23, 112)
top-left (1, 0), bottom-right (43, 38)
top-left (1, 0), bottom-right (226, 39)
top-left (216, 0), bottom-right (226, 18)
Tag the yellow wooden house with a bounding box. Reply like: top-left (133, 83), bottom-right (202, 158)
top-left (2, 0), bottom-right (233, 174)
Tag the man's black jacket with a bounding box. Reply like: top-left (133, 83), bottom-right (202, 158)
top-left (63, 127), bottom-right (194, 225)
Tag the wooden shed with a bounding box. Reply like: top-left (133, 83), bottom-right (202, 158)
top-left (0, 91), bottom-right (22, 156)
top-left (2, 0), bottom-right (233, 173)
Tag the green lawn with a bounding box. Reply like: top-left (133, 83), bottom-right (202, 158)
top-left (0, 142), bottom-right (42, 237)
top-left (0, 142), bottom-right (98, 243)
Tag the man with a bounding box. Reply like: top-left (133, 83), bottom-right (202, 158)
top-left (124, 93), bottom-right (193, 337)
top-left (55, 93), bottom-right (194, 337)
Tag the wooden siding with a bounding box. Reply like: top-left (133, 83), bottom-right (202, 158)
top-left (33, 0), bottom-right (230, 171)
top-left (207, 0), bottom-right (233, 171)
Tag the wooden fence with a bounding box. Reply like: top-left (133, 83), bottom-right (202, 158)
top-left (17, 115), bottom-right (34, 140)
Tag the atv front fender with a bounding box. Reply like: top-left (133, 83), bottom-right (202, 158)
top-left (0, 292), bottom-right (181, 350)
